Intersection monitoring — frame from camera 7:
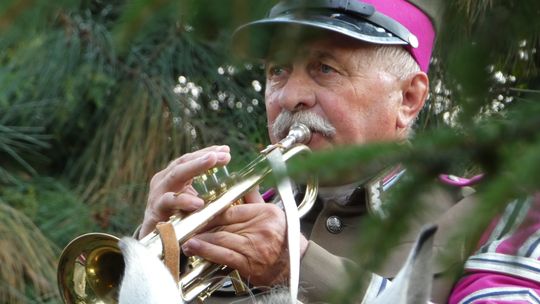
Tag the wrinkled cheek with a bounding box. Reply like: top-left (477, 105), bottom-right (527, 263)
top-left (264, 97), bottom-right (280, 143)
top-left (367, 122), bottom-right (397, 142)
top-left (333, 114), bottom-right (376, 145)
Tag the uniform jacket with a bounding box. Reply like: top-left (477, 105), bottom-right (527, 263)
top-left (296, 167), bottom-right (477, 303)
top-left (203, 167), bottom-right (477, 303)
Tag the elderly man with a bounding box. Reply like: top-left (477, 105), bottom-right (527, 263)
top-left (138, 0), bottom-right (472, 303)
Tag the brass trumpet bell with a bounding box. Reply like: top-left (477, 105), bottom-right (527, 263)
top-left (57, 123), bottom-right (318, 304)
top-left (57, 233), bottom-right (123, 303)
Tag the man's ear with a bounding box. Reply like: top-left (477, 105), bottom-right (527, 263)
top-left (397, 72), bottom-right (429, 130)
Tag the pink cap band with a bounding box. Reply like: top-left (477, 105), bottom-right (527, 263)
top-left (361, 0), bottom-right (436, 72)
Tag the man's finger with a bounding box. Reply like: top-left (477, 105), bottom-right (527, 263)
top-left (156, 192), bottom-right (204, 217)
top-left (192, 231), bottom-right (248, 250)
top-left (204, 204), bottom-right (260, 229)
top-left (244, 187), bottom-right (265, 204)
top-left (160, 152), bottom-right (231, 191)
top-left (167, 145), bottom-right (230, 169)
top-left (181, 235), bottom-right (247, 273)
top-left (203, 203), bottom-right (283, 232)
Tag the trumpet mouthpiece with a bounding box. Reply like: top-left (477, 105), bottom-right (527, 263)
top-left (289, 123), bottom-right (311, 145)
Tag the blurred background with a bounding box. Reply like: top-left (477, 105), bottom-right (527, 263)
top-left (0, 0), bottom-right (538, 303)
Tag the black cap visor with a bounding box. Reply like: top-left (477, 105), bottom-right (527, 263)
top-left (232, 10), bottom-right (408, 60)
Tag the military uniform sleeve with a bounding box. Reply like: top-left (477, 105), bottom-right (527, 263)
top-left (448, 195), bottom-right (540, 304)
top-left (300, 240), bottom-right (390, 303)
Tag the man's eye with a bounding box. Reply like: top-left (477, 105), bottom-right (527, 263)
top-left (269, 66), bottom-right (286, 76)
top-left (320, 64), bottom-right (336, 74)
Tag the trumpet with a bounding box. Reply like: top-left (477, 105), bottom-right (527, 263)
top-left (57, 123), bottom-right (318, 304)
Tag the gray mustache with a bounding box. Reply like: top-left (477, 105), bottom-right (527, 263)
top-left (271, 111), bottom-right (336, 140)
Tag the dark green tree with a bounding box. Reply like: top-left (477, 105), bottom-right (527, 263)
top-left (0, 0), bottom-right (538, 302)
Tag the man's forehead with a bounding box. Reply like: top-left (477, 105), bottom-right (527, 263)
top-left (266, 44), bottom-right (335, 62)
top-left (265, 31), bottom-right (367, 62)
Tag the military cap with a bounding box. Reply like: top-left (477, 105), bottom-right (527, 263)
top-left (233, 0), bottom-right (444, 72)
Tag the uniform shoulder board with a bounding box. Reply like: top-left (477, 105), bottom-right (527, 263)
top-left (438, 174), bottom-right (484, 197)
top-left (438, 174), bottom-right (484, 187)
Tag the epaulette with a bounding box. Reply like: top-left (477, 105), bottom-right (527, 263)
top-left (438, 174), bottom-right (484, 198)
top-left (365, 165), bottom-right (407, 218)
top-left (438, 174), bottom-right (484, 187)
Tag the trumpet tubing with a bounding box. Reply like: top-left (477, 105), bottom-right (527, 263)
top-left (57, 123), bottom-right (317, 304)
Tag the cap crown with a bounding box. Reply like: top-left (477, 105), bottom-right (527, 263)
top-left (359, 0), bottom-right (438, 72)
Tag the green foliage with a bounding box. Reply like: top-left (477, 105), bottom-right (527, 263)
top-left (0, 0), bottom-right (270, 237)
top-left (0, 0), bottom-right (539, 302)
top-left (0, 177), bottom-right (99, 247)
top-left (0, 203), bottom-right (60, 303)
top-left (0, 125), bottom-right (50, 183)
top-left (0, 0), bottom-right (269, 301)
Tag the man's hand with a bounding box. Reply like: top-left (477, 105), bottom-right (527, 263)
top-left (181, 190), bottom-right (310, 287)
top-left (141, 144), bottom-right (310, 287)
top-left (139, 145), bottom-right (231, 238)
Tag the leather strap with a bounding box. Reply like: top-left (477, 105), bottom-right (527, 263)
top-left (156, 222), bottom-right (180, 283)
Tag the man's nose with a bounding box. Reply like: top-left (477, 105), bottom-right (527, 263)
top-left (278, 72), bottom-right (316, 112)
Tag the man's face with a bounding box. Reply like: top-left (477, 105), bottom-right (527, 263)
top-left (264, 33), bottom-right (407, 150)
